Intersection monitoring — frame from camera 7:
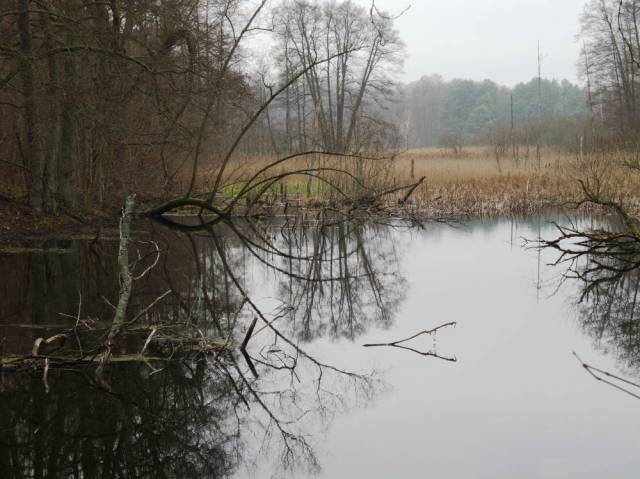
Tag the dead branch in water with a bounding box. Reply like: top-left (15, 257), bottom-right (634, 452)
top-left (240, 317), bottom-right (259, 378)
top-left (575, 179), bottom-right (640, 238)
top-left (400, 176), bottom-right (426, 204)
top-left (363, 322), bottom-right (457, 361)
top-left (240, 317), bottom-right (258, 352)
top-left (573, 352), bottom-right (640, 400)
top-left (373, 176), bottom-right (425, 203)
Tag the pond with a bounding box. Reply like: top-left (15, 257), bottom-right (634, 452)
top-left (0, 215), bottom-right (638, 478)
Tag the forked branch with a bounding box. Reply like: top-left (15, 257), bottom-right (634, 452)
top-left (363, 321), bottom-right (457, 361)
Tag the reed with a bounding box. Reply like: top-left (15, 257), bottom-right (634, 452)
top-left (201, 146), bottom-right (640, 218)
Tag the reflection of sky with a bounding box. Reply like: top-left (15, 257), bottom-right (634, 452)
top-left (235, 217), bottom-right (640, 479)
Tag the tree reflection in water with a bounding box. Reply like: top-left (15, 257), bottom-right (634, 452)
top-left (543, 223), bottom-right (640, 396)
top-left (0, 363), bottom-right (241, 478)
top-left (0, 214), bottom-right (410, 477)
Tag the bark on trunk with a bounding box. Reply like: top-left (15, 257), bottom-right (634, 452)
top-left (107, 194), bottom-right (136, 343)
top-left (18, 0), bottom-right (44, 210)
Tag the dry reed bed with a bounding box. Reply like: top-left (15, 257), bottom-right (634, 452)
top-left (206, 147), bottom-right (640, 219)
top-left (395, 148), bottom-right (640, 217)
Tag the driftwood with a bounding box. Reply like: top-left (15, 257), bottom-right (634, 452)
top-left (3, 324), bottom-right (229, 372)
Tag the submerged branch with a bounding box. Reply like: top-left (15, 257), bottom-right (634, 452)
top-left (573, 352), bottom-right (640, 400)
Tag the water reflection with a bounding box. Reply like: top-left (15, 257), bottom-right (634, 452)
top-left (0, 216), bottom-right (407, 477)
top-left (577, 264), bottom-right (640, 372)
top-left (253, 220), bottom-right (407, 342)
top-left (543, 223), bottom-right (640, 372)
top-left (0, 363), bottom-right (240, 478)
top-left (2, 215), bottom-right (640, 478)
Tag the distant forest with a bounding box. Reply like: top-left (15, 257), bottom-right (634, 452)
top-left (396, 75), bottom-right (588, 148)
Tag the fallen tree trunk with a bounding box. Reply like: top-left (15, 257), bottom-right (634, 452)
top-left (144, 196), bottom-right (227, 217)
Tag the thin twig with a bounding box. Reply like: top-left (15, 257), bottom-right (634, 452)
top-left (127, 290), bottom-right (172, 325)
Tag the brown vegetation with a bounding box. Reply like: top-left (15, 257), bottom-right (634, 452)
top-left (395, 147), bottom-right (640, 217)
top-left (393, 147), bottom-right (587, 217)
top-left (209, 146), bottom-right (640, 219)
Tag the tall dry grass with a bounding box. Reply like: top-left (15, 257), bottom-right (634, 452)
top-left (202, 146), bottom-right (640, 218)
top-left (394, 147), bottom-right (640, 216)
top-left (393, 147), bottom-right (580, 216)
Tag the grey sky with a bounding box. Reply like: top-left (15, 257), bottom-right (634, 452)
top-left (353, 0), bottom-right (587, 86)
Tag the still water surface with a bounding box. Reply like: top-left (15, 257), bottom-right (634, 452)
top-left (0, 216), bottom-right (638, 478)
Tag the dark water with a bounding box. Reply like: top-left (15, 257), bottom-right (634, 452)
top-left (0, 215), bottom-right (639, 478)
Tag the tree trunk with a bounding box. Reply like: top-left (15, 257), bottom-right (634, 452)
top-left (18, 0), bottom-right (44, 210)
top-left (58, 82), bottom-right (76, 209)
top-left (42, 10), bottom-right (59, 214)
top-left (107, 194), bottom-right (135, 343)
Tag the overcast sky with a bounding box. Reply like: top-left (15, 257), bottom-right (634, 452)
top-left (352, 0), bottom-right (587, 87)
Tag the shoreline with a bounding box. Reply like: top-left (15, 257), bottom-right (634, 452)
top-left (0, 195), bottom-right (614, 248)
top-left (2, 148), bottom-right (634, 244)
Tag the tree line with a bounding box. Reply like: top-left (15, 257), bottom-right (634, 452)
top-left (0, 0), bottom-right (404, 214)
top-left (395, 75), bottom-right (588, 149)
top-left (580, 0), bottom-right (640, 142)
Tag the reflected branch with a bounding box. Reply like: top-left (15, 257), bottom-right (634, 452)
top-left (363, 322), bottom-right (457, 362)
top-left (574, 352), bottom-right (640, 400)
